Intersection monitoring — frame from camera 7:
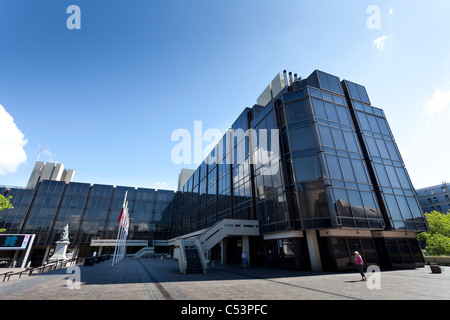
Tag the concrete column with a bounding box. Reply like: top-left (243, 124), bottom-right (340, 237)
top-left (242, 236), bottom-right (250, 267)
top-left (305, 230), bottom-right (322, 272)
top-left (220, 239), bottom-right (227, 265)
top-left (98, 246), bottom-right (103, 256)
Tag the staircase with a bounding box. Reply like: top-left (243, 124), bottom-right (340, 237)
top-left (171, 219), bottom-right (259, 274)
top-left (185, 248), bottom-right (203, 274)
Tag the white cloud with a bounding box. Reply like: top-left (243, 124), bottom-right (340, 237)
top-left (373, 35), bottom-right (392, 51)
top-left (424, 84), bottom-right (450, 124)
top-left (389, 7), bottom-right (394, 15)
top-left (155, 181), bottom-right (167, 187)
top-left (399, 83), bottom-right (450, 188)
top-left (0, 105), bottom-right (28, 175)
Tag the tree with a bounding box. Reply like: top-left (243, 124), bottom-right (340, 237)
top-left (417, 210), bottom-right (450, 256)
top-left (0, 194), bottom-right (13, 233)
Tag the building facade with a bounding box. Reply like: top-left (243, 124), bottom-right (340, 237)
top-left (0, 181), bottom-right (174, 266)
top-left (1, 69), bottom-right (428, 272)
top-left (416, 182), bottom-right (450, 214)
top-left (160, 70), bottom-right (428, 271)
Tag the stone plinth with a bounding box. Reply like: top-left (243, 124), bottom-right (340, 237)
top-left (48, 240), bottom-right (70, 262)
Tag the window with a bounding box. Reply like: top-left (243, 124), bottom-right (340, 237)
top-left (375, 139), bottom-right (390, 158)
top-left (356, 112), bottom-right (371, 131)
top-left (339, 157), bottom-right (356, 182)
top-left (348, 190), bottom-right (365, 217)
top-left (336, 106), bottom-right (351, 126)
top-left (293, 156), bottom-right (322, 182)
top-left (384, 194), bottom-right (403, 221)
top-left (289, 126), bottom-right (315, 151)
top-left (365, 136), bottom-right (380, 157)
top-left (284, 100), bottom-right (309, 123)
top-left (319, 125), bottom-right (334, 148)
top-left (326, 155), bottom-right (343, 180)
top-left (331, 128), bottom-right (347, 150)
top-left (356, 85), bottom-right (371, 104)
top-left (351, 159), bottom-right (369, 183)
top-left (374, 164), bottom-right (390, 187)
top-left (343, 131), bottom-right (360, 153)
top-left (385, 141), bottom-right (400, 161)
top-left (367, 115), bottom-right (381, 133)
top-left (325, 102), bottom-right (339, 122)
top-left (312, 98), bottom-right (327, 119)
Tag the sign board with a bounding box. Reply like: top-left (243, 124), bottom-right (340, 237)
top-left (0, 234), bottom-right (33, 250)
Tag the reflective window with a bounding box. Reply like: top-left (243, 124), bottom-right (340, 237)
top-left (356, 85), bottom-right (371, 104)
top-left (346, 81), bottom-right (360, 100)
top-left (384, 194), bottom-right (403, 221)
top-left (375, 139), bottom-right (390, 158)
top-left (351, 159), bottom-right (369, 183)
top-left (293, 156), bottom-right (322, 182)
top-left (367, 115), bottom-right (381, 133)
top-left (343, 131), bottom-right (360, 153)
top-left (365, 136), bottom-right (380, 157)
top-left (385, 141), bottom-right (400, 161)
top-left (374, 164), bottom-right (390, 187)
top-left (396, 196), bottom-right (414, 220)
top-left (356, 112), bottom-right (371, 131)
top-left (336, 106), bottom-right (351, 126)
top-left (334, 188), bottom-right (351, 216)
top-left (385, 166), bottom-right (401, 188)
top-left (326, 155), bottom-right (343, 180)
top-left (318, 71), bottom-right (331, 91)
top-left (319, 125), bottom-right (334, 148)
top-left (407, 197), bottom-right (423, 219)
top-left (284, 100), bottom-right (309, 123)
top-left (348, 190), bottom-right (365, 217)
top-left (377, 117), bottom-right (390, 135)
top-left (289, 126), bottom-right (315, 151)
top-left (395, 167), bottom-right (410, 189)
top-left (325, 102), bottom-right (339, 122)
top-left (312, 98), bottom-right (327, 119)
top-left (339, 157), bottom-right (355, 182)
top-left (331, 128), bottom-right (347, 150)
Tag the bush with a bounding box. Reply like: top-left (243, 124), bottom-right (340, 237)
top-left (418, 210), bottom-right (450, 256)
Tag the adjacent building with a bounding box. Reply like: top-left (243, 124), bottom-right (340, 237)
top-left (416, 182), bottom-right (450, 214)
top-left (26, 161), bottom-right (75, 189)
top-left (0, 180), bottom-right (175, 266)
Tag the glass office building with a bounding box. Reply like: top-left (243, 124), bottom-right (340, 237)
top-left (160, 70), bottom-right (428, 271)
top-left (0, 181), bottom-right (174, 266)
top-left (416, 182), bottom-right (450, 214)
top-left (1, 69), bottom-right (427, 272)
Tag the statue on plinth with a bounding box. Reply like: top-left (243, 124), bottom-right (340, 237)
top-left (49, 224), bottom-right (71, 262)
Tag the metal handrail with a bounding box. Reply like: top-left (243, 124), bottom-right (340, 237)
top-left (1, 258), bottom-right (81, 283)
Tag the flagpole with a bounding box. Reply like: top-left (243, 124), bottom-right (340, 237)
top-left (112, 191), bottom-right (127, 267)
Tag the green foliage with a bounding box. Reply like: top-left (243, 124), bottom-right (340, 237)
top-left (418, 210), bottom-right (450, 256)
top-left (0, 194), bottom-right (14, 233)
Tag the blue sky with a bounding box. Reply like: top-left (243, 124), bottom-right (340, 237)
top-left (1, 0), bottom-right (450, 190)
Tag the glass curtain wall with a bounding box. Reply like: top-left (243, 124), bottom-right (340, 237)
top-left (342, 80), bottom-right (427, 231)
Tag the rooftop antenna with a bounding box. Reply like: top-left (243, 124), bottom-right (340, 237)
top-left (36, 146), bottom-right (43, 162)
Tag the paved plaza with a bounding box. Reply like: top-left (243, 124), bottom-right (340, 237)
top-left (0, 257), bottom-right (449, 301)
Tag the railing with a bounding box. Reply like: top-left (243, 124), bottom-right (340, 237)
top-left (1, 258), bottom-right (81, 283)
top-left (129, 247), bottom-right (155, 258)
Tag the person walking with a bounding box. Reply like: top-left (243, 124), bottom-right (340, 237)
top-left (354, 251), bottom-right (367, 281)
top-left (241, 251), bottom-right (247, 268)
